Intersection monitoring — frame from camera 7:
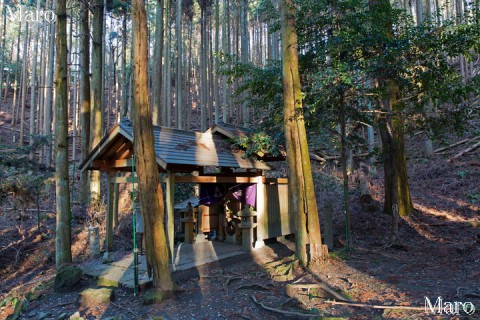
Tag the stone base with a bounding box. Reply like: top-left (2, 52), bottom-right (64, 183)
top-left (194, 233), bottom-right (208, 243)
top-left (254, 240), bottom-right (265, 249)
top-left (224, 234), bottom-right (239, 245)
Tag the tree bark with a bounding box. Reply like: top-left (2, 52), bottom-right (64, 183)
top-left (55, 0), bottom-right (72, 267)
top-left (29, 0), bottom-right (42, 159)
top-left (44, 18), bottom-right (55, 167)
top-left (19, 22), bottom-right (29, 145)
top-left (131, 0), bottom-right (175, 291)
top-left (90, 0), bottom-right (105, 205)
top-left (281, 0), bottom-right (324, 268)
top-left (79, 0), bottom-right (91, 205)
top-left (152, 0), bottom-right (164, 126)
top-left (176, 0), bottom-right (183, 129)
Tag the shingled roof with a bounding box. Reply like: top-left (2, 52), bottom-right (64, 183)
top-left (79, 120), bottom-right (271, 172)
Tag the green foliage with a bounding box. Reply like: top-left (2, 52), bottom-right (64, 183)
top-left (295, 0), bottom-right (480, 143)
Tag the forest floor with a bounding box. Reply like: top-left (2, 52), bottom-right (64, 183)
top-left (1, 107), bottom-right (480, 319)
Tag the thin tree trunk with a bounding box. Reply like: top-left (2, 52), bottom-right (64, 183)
top-left (340, 105), bottom-right (352, 250)
top-left (90, 0), bottom-right (104, 204)
top-left (11, 20), bottom-right (22, 126)
top-left (176, 0), bottom-right (183, 129)
top-left (121, 13), bottom-right (128, 118)
top-left (20, 23), bottom-right (29, 146)
top-left (55, 0), bottom-right (72, 267)
top-left (29, 0), bottom-right (42, 159)
top-left (0, 1), bottom-right (5, 107)
top-left (152, 0), bottom-right (164, 126)
top-left (241, 0), bottom-right (248, 126)
top-left (213, 0), bottom-right (220, 124)
top-left (222, 0), bottom-right (228, 123)
top-left (44, 18), bottom-right (55, 167)
top-left (79, 0), bottom-right (91, 205)
top-left (131, 0), bottom-right (175, 291)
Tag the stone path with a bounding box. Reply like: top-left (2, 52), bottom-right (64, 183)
top-left (80, 241), bottom-right (245, 289)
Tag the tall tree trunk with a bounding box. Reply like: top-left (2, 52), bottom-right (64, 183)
top-left (55, 0), bottom-right (72, 267)
top-left (44, 18), bottom-right (55, 167)
top-left (0, 0), bottom-right (5, 107)
top-left (131, 0), bottom-right (175, 291)
top-left (152, 0), bottom-right (164, 126)
top-left (19, 22), bottom-right (29, 146)
top-left (222, 0), bottom-right (228, 123)
top-left (371, 0), bottom-right (414, 244)
top-left (340, 104), bottom-right (352, 251)
top-left (176, 0), bottom-right (183, 129)
top-left (11, 20), bottom-right (22, 126)
top-left (121, 14), bottom-right (129, 118)
top-left (79, 0), bottom-right (91, 205)
top-left (90, 0), bottom-right (104, 205)
top-left (240, 0), bottom-right (248, 126)
top-left (29, 0), bottom-right (42, 159)
top-left (281, 0), bottom-right (324, 269)
top-left (378, 84), bottom-right (414, 244)
top-left (163, 0), bottom-right (172, 127)
top-left (213, 0), bottom-right (220, 124)
top-left (200, 5), bottom-right (207, 131)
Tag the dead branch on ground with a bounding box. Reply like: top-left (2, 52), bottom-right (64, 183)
top-left (250, 295), bottom-right (317, 319)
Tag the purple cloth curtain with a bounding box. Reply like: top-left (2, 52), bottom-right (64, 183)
top-left (230, 184), bottom-right (256, 207)
top-left (199, 183), bottom-right (257, 208)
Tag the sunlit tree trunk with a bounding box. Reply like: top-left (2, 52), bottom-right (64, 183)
top-left (55, 0), bottom-right (72, 268)
top-left (11, 20), bottom-right (22, 126)
top-left (79, 0), bottom-right (91, 205)
top-left (152, 0), bottom-right (164, 126)
top-left (131, 0), bottom-right (175, 291)
top-left (90, 0), bottom-right (104, 205)
top-left (281, 0), bottom-right (324, 269)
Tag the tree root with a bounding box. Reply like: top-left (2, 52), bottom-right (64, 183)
top-left (250, 295), bottom-right (317, 319)
top-left (236, 284), bottom-right (271, 291)
top-left (286, 283), bottom-right (351, 302)
top-left (326, 300), bottom-right (424, 311)
top-left (110, 301), bottom-right (140, 317)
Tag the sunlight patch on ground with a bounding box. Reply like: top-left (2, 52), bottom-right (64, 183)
top-left (413, 203), bottom-right (469, 223)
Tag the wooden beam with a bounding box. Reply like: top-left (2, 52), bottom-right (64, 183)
top-left (92, 159), bottom-right (134, 170)
top-left (109, 175), bottom-right (138, 184)
top-left (264, 178), bottom-right (288, 184)
top-left (174, 175), bottom-right (263, 184)
top-left (105, 172), bottom-right (115, 251)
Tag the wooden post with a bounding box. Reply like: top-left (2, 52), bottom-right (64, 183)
top-left (254, 179), bottom-right (266, 248)
top-left (166, 171), bottom-right (175, 268)
top-left (106, 172), bottom-right (115, 252)
top-left (113, 180), bottom-right (119, 227)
